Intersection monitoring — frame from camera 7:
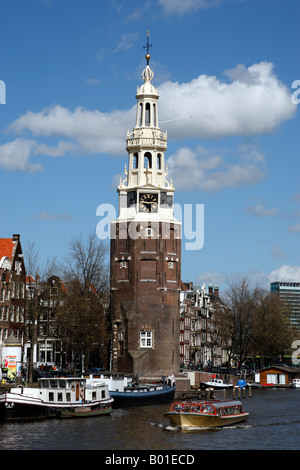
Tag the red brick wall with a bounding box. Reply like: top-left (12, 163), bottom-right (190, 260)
top-left (110, 220), bottom-right (181, 376)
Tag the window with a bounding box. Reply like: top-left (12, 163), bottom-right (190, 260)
top-left (168, 261), bottom-right (174, 269)
top-left (133, 153), bottom-right (138, 169)
top-left (120, 261), bottom-right (127, 269)
top-left (153, 104), bottom-right (156, 127)
top-left (140, 330), bottom-right (153, 348)
top-left (144, 152), bottom-right (152, 168)
top-left (145, 103), bottom-right (150, 126)
top-left (157, 154), bottom-right (161, 170)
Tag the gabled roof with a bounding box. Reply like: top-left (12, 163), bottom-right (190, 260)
top-left (258, 365), bottom-right (298, 374)
top-left (0, 238), bottom-right (14, 260)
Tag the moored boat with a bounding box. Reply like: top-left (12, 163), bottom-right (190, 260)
top-left (291, 378), bottom-right (300, 389)
top-left (164, 399), bottom-right (249, 428)
top-left (200, 378), bottom-right (233, 390)
top-left (89, 372), bottom-right (175, 407)
top-left (0, 377), bottom-right (113, 422)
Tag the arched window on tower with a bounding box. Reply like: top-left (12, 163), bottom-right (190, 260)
top-left (157, 153), bottom-right (161, 170)
top-left (145, 103), bottom-right (150, 126)
top-left (133, 153), bottom-right (138, 169)
top-left (144, 152), bottom-right (152, 168)
top-left (153, 104), bottom-right (156, 127)
top-left (139, 103), bottom-right (143, 126)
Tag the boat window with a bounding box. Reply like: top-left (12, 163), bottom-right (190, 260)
top-left (58, 393), bottom-right (63, 402)
top-left (92, 391), bottom-right (97, 400)
top-left (49, 392), bottom-right (54, 402)
top-left (50, 380), bottom-right (57, 388)
top-left (59, 380), bottom-right (66, 389)
top-left (66, 392), bottom-right (71, 401)
top-left (41, 379), bottom-right (49, 389)
top-left (102, 390), bottom-right (106, 399)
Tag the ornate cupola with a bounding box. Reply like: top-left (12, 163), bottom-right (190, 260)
top-left (118, 32), bottom-right (174, 222)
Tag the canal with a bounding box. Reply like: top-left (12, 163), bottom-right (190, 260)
top-left (0, 388), bottom-right (299, 450)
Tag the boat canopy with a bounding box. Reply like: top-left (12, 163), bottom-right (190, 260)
top-left (212, 401), bottom-right (242, 409)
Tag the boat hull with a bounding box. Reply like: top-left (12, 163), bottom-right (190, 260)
top-left (165, 411), bottom-right (249, 428)
top-left (60, 402), bottom-right (112, 418)
top-left (0, 393), bottom-right (113, 422)
top-left (110, 385), bottom-right (175, 407)
top-left (0, 395), bottom-right (59, 422)
top-left (200, 382), bottom-right (233, 390)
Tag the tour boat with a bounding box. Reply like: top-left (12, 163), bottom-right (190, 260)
top-left (89, 372), bottom-right (175, 407)
top-left (200, 378), bottom-right (234, 390)
top-left (291, 378), bottom-right (300, 389)
top-left (0, 377), bottom-right (113, 422)
top-left (164, 400), bottom-right (249, 428)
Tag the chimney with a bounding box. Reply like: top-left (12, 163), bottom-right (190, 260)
top-left (13, 234), bottom-right (20, 241)
top-left (214, 284), bottom-right (219, 297)
top-left (208, 283), bottom-right (213, 295)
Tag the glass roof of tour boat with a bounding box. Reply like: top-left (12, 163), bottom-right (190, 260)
top-left (210, 401), bottom-right (242, 409)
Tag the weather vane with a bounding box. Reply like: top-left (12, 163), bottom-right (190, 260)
top-left (143, 30), bottom-right (152, 64)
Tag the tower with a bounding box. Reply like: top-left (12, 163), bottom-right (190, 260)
top-left (110, 35), bottom-right (181, 377)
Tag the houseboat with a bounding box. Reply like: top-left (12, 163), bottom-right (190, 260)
top-left (0, 377), bottom-right (113, 422)
top-left (164, 400), bottom-right (249, 428)
top-left (89, 372), bottom-right (175, 407)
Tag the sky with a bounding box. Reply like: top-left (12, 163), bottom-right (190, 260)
top-left (0, 0), bottom-right (299, 293)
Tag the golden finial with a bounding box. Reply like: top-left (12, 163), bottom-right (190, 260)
top-left (143, 30), bottom-right (152, 65)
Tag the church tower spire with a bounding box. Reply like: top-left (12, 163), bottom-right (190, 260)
top-left (110, 34), bottom-right (181, 377)
top-left (118, 32), bottom-right (174, 221)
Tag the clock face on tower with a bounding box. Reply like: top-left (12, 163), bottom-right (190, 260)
top-left (139, 193), bottom-right (158, 213)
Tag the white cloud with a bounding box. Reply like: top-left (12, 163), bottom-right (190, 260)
top-left (31, 211), bottom-right (73, 222)
top-left (167, 144), bottom-right (266, 192)
top-left (159, 62), bottom-right (296, 140)
top-left (271, 244), bottom-right (286, 259)
top-left (5, 61), bottom-right (296, 173)
top-left (288, 222), bottom-right (300, 233)
top-left (9, 104), bottom-right (134, 156)
top-left (34, 141), bottom-right (74, 157)
top-left (0, 139), bottom-right (41, 172)
top-left (244, 203), bottom-right (278, 217)
top-left (158, 0), bottom-right (222, 15)
top-left (268, 265), bottom-right (300, 283)
top-left (195, 265), bottom-right (300, 291)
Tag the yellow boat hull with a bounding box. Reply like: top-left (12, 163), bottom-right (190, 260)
top-left (165, 412), bottom-right (249, 428)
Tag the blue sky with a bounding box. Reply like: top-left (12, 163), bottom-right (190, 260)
top-left (0, 0), bottom-right (299, 292)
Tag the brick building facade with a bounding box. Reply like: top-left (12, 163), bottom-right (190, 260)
top-left (0, 234), bottom-right (26, 350)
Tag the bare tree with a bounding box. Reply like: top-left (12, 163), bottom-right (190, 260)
top-left (23, 241), bottom-right (59, 383)
top-left (251, 289), bottom-right (293, 367)
top-left (56, 232), bottom-right (109, 372)
top-left (225, 278), bottom-right (256, 368)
